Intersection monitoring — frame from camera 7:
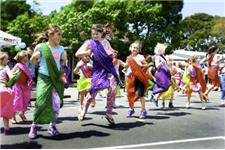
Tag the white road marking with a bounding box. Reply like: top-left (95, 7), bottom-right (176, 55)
top-left (90, 136), bottom-right (225, 149)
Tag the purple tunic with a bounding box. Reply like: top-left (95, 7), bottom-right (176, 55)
top-left (89, 40), bottom-right (118, 95)
top-left (153, 55), bottom-right (172, 94)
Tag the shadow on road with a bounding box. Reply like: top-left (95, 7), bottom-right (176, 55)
top-left (157, 112), bottom-right (192, 117)
top-left (57, 116), bottom-right (92, 123)
top-left (39, 130), bottom-right (110, 140)
top-left (89, 111), bottom-right (118, 116)
top-left (1, 141), bottom-right (42, 149)
top-left (82, 121), bottom-right (153, 131)
top-left (0, 127), bottom-right (31, 135)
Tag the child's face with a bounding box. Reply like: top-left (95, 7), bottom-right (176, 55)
top-left (2, 56), bottom-right (9, 66)
top-left (49, 31), bottom-right (62, 46)
top-left (91, 30), bottom-right (102, 41)
top-left (82, 55), bottom-right (90, 63)
top-left (21, 55), bottom-right (29, 64)
top-left (130, 43), bottom-right (140, 55)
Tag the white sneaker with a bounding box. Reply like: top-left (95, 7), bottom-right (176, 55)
top-left (201, 106), bottom-right (206, 110)
top-left (185, 103), bottom-right (190, 108)
top-left (221, 100), bottom-right (224, 105)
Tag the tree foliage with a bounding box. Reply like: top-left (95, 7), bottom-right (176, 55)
top-left (180, 13), bottom-right (225, 53)
top-left (7, 12), bottom-right (50, 47)
top-left (49, 0), bottom-right (183, 60)
top-left (1, 0), bottom-right (31, 31)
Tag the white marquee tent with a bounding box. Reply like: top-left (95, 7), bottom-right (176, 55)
top-left (0, 30), bottom-right (21, 50)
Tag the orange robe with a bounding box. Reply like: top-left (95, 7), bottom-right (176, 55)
top-left (186, 64), bottom-right (206, 95)
top-left (208, 53), bottom-right (220, 87)
top-left (126, 56), bottom-right (152, 108)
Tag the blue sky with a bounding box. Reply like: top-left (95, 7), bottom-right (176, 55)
top-left (26, 0), bottom-right (225, 18)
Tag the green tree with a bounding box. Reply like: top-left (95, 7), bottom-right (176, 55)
top-left (1, 0), bottom-right (31, 31)
top-left (51, 0), bottom-right (183, 60)
top-left (7, 12), bottom-right (50, 48)
top-left (179, 13), bottom-right (214, 51)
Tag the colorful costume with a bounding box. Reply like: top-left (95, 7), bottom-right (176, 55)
top-left (77, 60), bottom-right (92, 92)
top-left (0, 65), bottom-right (15, 119)
top-left (82, 39), bottom-right (119, 116)
top-left (185, 64), bottom-right (206, 96)
top-left (126, 56), bottom-right (151, 108)
top-left (207, 53), bottom-right (220, 87)
top-left (153, 55), bottom-right (172, 95)
top-left (33, 43), bottom-right (64, 124)
top-left (12, 63), bottom-right (33, 113)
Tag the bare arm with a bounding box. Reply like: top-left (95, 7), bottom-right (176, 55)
top-left (75, 42), bottom-right (92, 58)
top-left (30, 47), bottom-right (41, 65)
top-left (61, 51), bottom-right (68, 64)
top-left (73, 67), bottom-right (80, 75)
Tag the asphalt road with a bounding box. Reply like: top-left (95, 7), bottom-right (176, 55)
top-left (1, 86), bottom-right (225, 149)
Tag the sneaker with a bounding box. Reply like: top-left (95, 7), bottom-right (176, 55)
top-left (78, 110), bottom-right (85, 121)
top-left (28, 125), bottom-right (37, 139)
top-left (127, 109), bottom-right (135, 117)
top-left (168, 102), bottom-right (174, 108)
top-left (201, 106), bottom-right (206, 110)
top-left (139, 110), bottom-right (147, 119)
top-left (185, 103), bottom-right (190, 108)
top-left (4, 128), bottom-right (11, 135)
top-left (48, 125), bottom-right (59, 136)
top-left (221, 100), bottom-right (224, 105)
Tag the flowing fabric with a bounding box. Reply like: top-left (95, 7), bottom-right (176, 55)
top-left (33, 74), bottom-right (56, 124)
top-left (153, 64), bottom-right (172, 94)
top-left (33, 43), bottom-right (64, 124)
top-left (77, 77), bottom-right (91, 92)
top-left (207, 53), bottom-right (220, 87)
top-left (126, 56), bottom-right (151, 108)
top-left (0, 66), bottom-right (15, 119)
top-left (89, 40), bottom-right (118, 95)
top-left (185, 64), bottom-right (206, 96)
top-left (192, 64), bottom-right (206, 93)
top-left (12, 63), bottom-right (33, 113)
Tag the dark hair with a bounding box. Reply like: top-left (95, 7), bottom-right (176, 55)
top-left (92, 24), bottom-right (114, 38)
top-left (92, 24), bottom-right (104, 33)
top-left (206, 45), bottom-right (218, 56)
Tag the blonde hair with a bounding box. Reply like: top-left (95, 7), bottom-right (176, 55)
top-left (129, 40), bottom-right (142, 52)
top-left (154, 43), bottom-right (167, 55)
top-left (32, 24), bottom-right (62, 49)
top-left (14, 50), bottom-right (28, 62)
top-left (190, 55), bottom-right (199, 63)
top-left (0, 51), bottom-right (8, 61)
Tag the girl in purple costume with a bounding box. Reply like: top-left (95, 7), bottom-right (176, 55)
top-left (75, 24), bottom-right (119, 125)
top-left (153, 43), bottom-right (173, 108)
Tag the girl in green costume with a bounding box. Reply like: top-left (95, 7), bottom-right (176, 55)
top-left (28, 25), bottom-right (67, 139)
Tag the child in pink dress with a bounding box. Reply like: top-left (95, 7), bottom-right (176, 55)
top-left (11, 51), bottom-right (33, 123)
top-left (0, 52), bottom-right (15, 134)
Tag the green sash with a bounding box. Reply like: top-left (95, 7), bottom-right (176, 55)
top-left (41, 43), bottom-right (64, 103)
top-left (33, 43), bottom-right (64, 124)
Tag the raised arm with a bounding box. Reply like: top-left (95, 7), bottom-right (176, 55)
top-left (75, 41), bottom-right (92, 58)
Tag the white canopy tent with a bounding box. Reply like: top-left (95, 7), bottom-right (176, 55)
top-left (0, 30), bottom-right (21, 50)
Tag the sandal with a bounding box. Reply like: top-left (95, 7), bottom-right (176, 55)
top-left (105, 115), bottom-right (115, 125)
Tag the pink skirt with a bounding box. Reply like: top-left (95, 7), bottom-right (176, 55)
top-left (0, 86), bottom-right (15, 119)
top-left (12, 83), bottom-right (31, 113)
